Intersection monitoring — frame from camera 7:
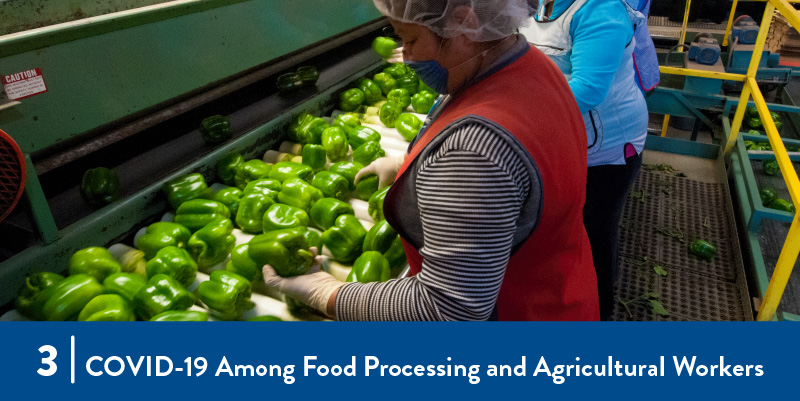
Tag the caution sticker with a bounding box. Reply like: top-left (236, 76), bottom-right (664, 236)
top-left (2, 68), bottom-right (48, 101)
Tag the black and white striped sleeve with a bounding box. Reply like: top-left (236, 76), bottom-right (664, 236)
top-left (334, 121), bottom-right (535, 321)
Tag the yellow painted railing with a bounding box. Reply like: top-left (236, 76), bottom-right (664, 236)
top-left (659, 0), bottom-right (800, 321)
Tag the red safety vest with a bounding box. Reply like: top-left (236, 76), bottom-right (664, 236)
top-left (386, 45), bottom-right (599, 321)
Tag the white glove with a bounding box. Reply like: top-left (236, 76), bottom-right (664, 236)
top-left (355, 155), bottom-right (405, 189)
top-left (261, 248), bottom-right (344, 317)
top-left (388, 47), bottom-right (404, 63)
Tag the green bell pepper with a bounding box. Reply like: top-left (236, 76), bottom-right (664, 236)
top-left (369, 186), bottom-right (391, 222)
top-left (200, 115), bottom-right (232, 144)
top-left (136, 222), bottom-right (192, 259)
top-left (768, 198), bottom-right (796, 213)
top-left (347, 251), bottom-right (391, 283)
top-left (355, 174), bottom-right (379, 201)
top-left (302, 144), bottom-right (327, 172)
top-left (78, 294), bottom-right (135, 321)
top-left (236, 193), bottom-right (275, 233)
top-left (216, 152), bottom-right (245, 186)
top-left (760, 188), bottom-right (778, 205)
top-left (234, 159), bottom-right (272, 189)
top-left (80, 167), bottom-right (120, 207)
top-left (322, 126), bottom-right (349, 162)
top-left (746, 116), bottom-right (763, 129)
top-left (248, 315), bottom-right (283, 321)
top-left (348, 125), bottom-right (381, 150)
top-left (296, 66), bottom-right (320, 85)
top-left (418, 79), bottom-right (437, 96)
top-left (268, 161), bottom-right (314, 183)
top-left (226, 244), bottom-right (261, 282)
top-left (379, 101), bottom-right (403, 128)
top-left (745, 106), bottom-right (759, 118)
top-left (763, 160), bottom-right (780, 176)
top-left (340, 88), bottom-right (366, 112)
top-left (387, 88), bottom-right (412, 110)
top-left (362, 219), bottom-right (407, 270)
top-left (329, 161), bottom-right (365, 190)
top-left (277, 178), bottom-right (323, 211)
top-left (69, 247), bottom-right (122, 282)
top-left (145, 246), bottom-right (198, 287)
top-left (321, 214), bottom-right (367, 263)
top-left (396, 71), bottom-right (419, 95)
top-left (747, 129), bottom-right (761, 136)
top-left (276, 72), bottom-right (303, 94)
top-left (353, 141), bottom-right (386, 167)
top-left (41, 274), bottom-right (105, 321)
top-left (744, 141), bottom-right (756, 150)
top-left (151, 310), bottom-right (209, 321)
top-left (303, 227), bottom-right (323, 250)
top-left (383, 63), bottom-right (409, 79)
top-left (358, 78), bottom-right (384, 105)
top-left (198, 270), bottom-right (254, 320)
top-left (311, 171), bottom-right (349, 201)
top-left (212, 187), bottom-right (243, 216)
top-left (15, 272), bottom-right (65, 320)
top-left (263, 203), bottom-right (310, 232)
top-left (411, 91), bottom-right (436, 114)
top-left (395, 113), bottom-right (422, 141)
top-left (103, 273), bottom-right (147, 303)
top-left (162, 173), bottom-right (211, 210)
top-left (133, 274), bottom-right (194, 320)
top-left (372, 36), bottom-right (396, 59)
top-left (243, 178), bottom-right (281, 201)
top-left (334, 113), bottom-right (361, 137)
top-left (688, 239), bottom-right (717, 261)
top-left (297, 117), bottom-right (330, 145)
top-left (249, 227), bottom-right (314, 277)
top-left (289, 113), bottom-right (314, 142)
top-left (174, 199), bottom-right (231, 232)
top-left (188, 218), bottom-right (236, 269)
top-left (310, 197), bottom-right (355, 230)
top-left (373, 72), bottom-right (397, 96)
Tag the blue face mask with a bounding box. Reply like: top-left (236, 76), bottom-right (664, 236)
top-left (404, 59), bottom-right (450, 94)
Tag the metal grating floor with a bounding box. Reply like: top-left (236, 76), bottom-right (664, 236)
top-left (611, 164), bottom-right (752, 321)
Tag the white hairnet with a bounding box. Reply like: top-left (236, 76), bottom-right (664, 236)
top-left (373, 0), bottom-right (533, 42)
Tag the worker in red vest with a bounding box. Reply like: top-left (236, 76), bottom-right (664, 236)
top-left (262, 0), bottom-right (599, 321)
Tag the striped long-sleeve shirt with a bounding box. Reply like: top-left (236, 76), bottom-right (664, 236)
top-left (335, 121), bottom-right (539, 320)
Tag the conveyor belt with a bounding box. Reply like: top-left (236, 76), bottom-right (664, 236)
top-left (612, 150), bottom-right (753, 321)
top-left (647, 16), bottom-right (728, 41)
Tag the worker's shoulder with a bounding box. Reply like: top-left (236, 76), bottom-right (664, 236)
top-left (573, 0), bottom-right (631, 26)
top-left (432, 118), bottom-right (529, 172)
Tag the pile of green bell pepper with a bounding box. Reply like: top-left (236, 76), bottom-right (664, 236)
top-left (137, 222), bottom-right (191, 260)
top-left (174, 199), bottom-right (231, 232)
top-left (15, 272), bottom-right (65, 320)
top-left (369, 186), bottom-right (391, 222)
top-left (162, 173), bottom-right (212, 210)
top-left (263, 203), bottom-right (309, 232)
top-left (329, 161), bottom-right (364, 190)
top-left (362, 219), bottom-right (407, 272)
top-left (249, 227), bottom-right (315, 277)
top-left (269, 161), bottom-right (314, 183)
top-left (311, 171), bottom-right (349, 201)
top-left (243, 178), bottom-right (281, 201)
top-left (198, 270), bottom-right (254, 320)
top-left (353, 141), bottom-right (385, 167)
top-left (278, 178), bottom-right (323, 211)
top-left (80, 167), bottom-right (120, 207)
top-left (347, 251), bottom-right (391, 283)
top-left (17, 273), bottom-right (105, 321)
top-left (322, 126), bottom-right (349, 162)
top-left (396, 113), bottom-right (423, 141)
top-left (133, 274), bottom-right (195, 320)
top-left (310, 197), bottom-right (355, 230)
top-left (146, 246), bottom-right (198, 287)
top-left (322, 214), bottom-right (367, 263)
top-left (296, 117), bottom-right (331, 145)
top-left (103, 273), bottom-right (147, 303)
top-left (234, 159), bottom-right (272, 189)
top-left (188, 218), bottom-right (236, 269)
top-left (200, 115), bottom-right (232, 144)
top-left (69, 247), bottom-right (122, 282)
top-left (216, 152), bottom-right (245, 186)
top-left (78, 294), bottom-right (135, 321)
top-left (236, 193), bottom-right (275, 233)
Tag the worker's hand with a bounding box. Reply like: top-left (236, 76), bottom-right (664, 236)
top-left (261, 248), bottom-right (344, 317)
top-left (355, 156), bottom-right (405, 189)
top-left (389, 47), bottom-right (404, 63)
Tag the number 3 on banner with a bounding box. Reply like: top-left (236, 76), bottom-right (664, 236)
top-left (38, 345), bottom-right (57, 376)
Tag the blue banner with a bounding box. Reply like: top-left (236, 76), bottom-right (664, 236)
top-left (0, 322), bottom-right (794, 399)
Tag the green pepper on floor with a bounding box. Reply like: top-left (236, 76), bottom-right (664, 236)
top-left (80, 167), bottom-right (120, 207)
top-left (216, 152), bottom-right (245, 186)
top-left (362, 219), bottom-right (407, 271)
top-left (103, 273), bottom-right (148, 303)
top-left (369, 186), bottom-right (391, 222)
top-left (277, 72), bottom-right (304, 94)
top-left (347, 251), bottom-right (391, 283)
top-left (329, 161), bottom-right (365, 190)
top-left (234, 159), bottom-right (272, 190)
top-left (373, 72), bottom-right (397, 96)
top-left (322, 126), bottom-right (349, 162)
top-left (136, 222), bottom-right (192, 261)
top-left (78, 294), bottom-right (135, 321)
top-left (348, 125), bottom-right (381, 151)
top-left (198, 270), bottom-right (254, 321)
top-left (278, 178), bottom-right (323, 211)
top-left (353, 141), bottom-right (386, 167)
top-left (200, 115), bottom-right (232, 144)
top-left (296, 66), bottom-right (320, 85)
top-left (15, 272), bottom-right (65, 320)
top-left (310, 197), bottom-right (355, 230)
top-left (42, 274), bottom-right (105, 321)
top-left (226, 244), bottom-right (261, 282)
top-left (768, 198), bottom-right (796, 213)
top-left (146, 246), bottom-right (198, 287)
top-left (302, 144), bottom-right (327, 172)
top-left (151, 310), bottom-right (209, 321)
top-left (311, 171), bottom-right (349, 201)
top-left (763, 160), bottom-right (780, 176)
top-left (211, 187), bottom-right (243, 216)
top-left (188, 218), bottom-right (236, 269)
top-left (340, 88), bottom-right (366, 112)
top-left (387, 88), bottom-right (412, 111)
top-left (133, 274), bottom-right (195, 320)
top-left (379, 101), bottom-right (403, 128)
top-left (411, 91), bottom-right (436, 114)
top-left (355, 174), bottom-right (379, 201)
top-left (269, 161), bottom-right (314, 183)
top-left (174, 199), bottom-right (231, 232)
top-left (249, 227), bottom-right (315, 277)
top-left (236, 193), bottom-right (275, 233)
top-left (262, 203), bottom-right (310, 232)
top-left (358, 78), bottom-right (384, 105)
top-left (162, 173), bottom-right (212, 210)
top-left (69, 247), bottom-right (122, 282)
top-left (688, 239), bottom-right (717, 261)
top-left (759, 188), bottom-right (778, 206)
top-left (322, 214), bottom-right (367, 263)
top-left (396, 113), bottom-right (423, 141)
top-left (372, 36), bottom-right (396, 59)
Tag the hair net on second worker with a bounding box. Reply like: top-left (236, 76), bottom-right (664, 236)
top-left (373, 0), bottom-right (532, 42)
